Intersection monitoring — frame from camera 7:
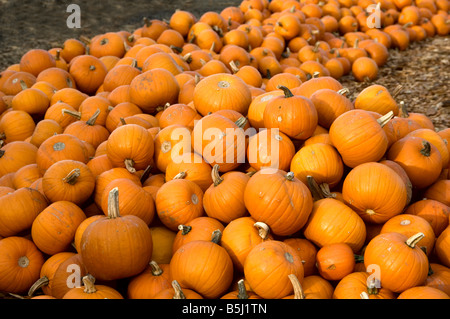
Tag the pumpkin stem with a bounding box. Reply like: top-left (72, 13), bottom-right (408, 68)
top-left (319, 183), bottom-right (336, 199)
top-left (124, 159), bottom-right (136, 173)
top-left (288, 274), bottom-right (305, 299)
top-left (420, 140), bottom-right (431, 157)
top-left (0, 149), bottom-right (4, 159)
top-left (150, 261), bottom-right (164, 276)
top-left (62, 108), bottom-right (82, 120)
top-left (277, 85), bottom-right (294, 98)
top-left (173, 171), bottom-right (187, 180)
top-left (367, 278), bottom-right (381, 295)
top-left (140, 165), bottom-right (153, 184)
top-left (392, 84), bottom-right (403, 99)
top-left (120, 117), bottom-right (127, 126)
top-left (306, 175), bottom-right (325, 201)
top-left (376, 110), bottom-right (394, 128)
top-left (211, 164), bottom-right (224, 187)
top-left (253, 222), bottom-right (270, 240)
top-left (82, 275), bottom-right (97, 294)
top-left (171, 280), bottom-right (186, 299)
top-left (19, 80), bottom-right (28, 91)
top-left (285, 172), bottom-right (295, 181)
top-left (229, 60), bottom-right (240, 74)
top-left (235, 117), bottom-right (248, 129)
top-left (178, 224), bottom-right (192, 236)
top-left (360, 291), bottom-right (370, 299)
top-left (28, 276), bottom-right (50, 297)
top-left (236, 279), bottom-right (250, 299)
top-left (312, 71), bottom-right (320, 78)
top-left (211, 229), bottom-right (222, 244)
top-left (63, 168), bottom-right (80, 185)
top-left (86, 109), bottom-right (101, 126)
top-left (354, 254), bottom-right (365, 263)
top-left (405, 232), bottom-right (425, 249)
top-left (337, 88), bottom-right (350, 96)
top-left (399, 101), bottom-right (409, 118)
top-left (107, 187), bottom-right (121, 219)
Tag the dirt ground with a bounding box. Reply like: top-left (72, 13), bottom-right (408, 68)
top-left (0, 0), bottom-right (449, 130)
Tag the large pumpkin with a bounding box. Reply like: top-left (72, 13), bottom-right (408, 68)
top-left (80, 187), bottom-right (153, 281)
top-left (244, 240), bottom-right (304, 299)
top-left (244, 169), bottom-right (313, 236)
top-left (193, 73), bottom-right (252, 116)
top-left (342, 162), bottom-right (408, 224)
top-left (329, 109), bottom-right (394, 168)
top-left (129, 68), bottom-right (180, 114)
top-left (170, 230), bottom-right (234, 299)
top-left (364, 232), bottom-right (429, 293)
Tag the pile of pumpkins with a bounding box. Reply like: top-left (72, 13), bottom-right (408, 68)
top-left (0, 0), bottom-right (449, 300)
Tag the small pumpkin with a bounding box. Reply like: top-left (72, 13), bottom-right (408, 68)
top-left (127, 261), bottom-right (171, 299)
top-left (62, 274), bottom-right (123, 299)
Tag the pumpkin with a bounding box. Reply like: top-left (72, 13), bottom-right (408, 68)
top-left (0, 187), bottom-right (48, 238)
top-left (73, 215), bottom-right (104, 254)
top-left (380, 214), bottom-right (436, 256)
top-left (303, 198), bottom-right (367, 253)
top-left (316, 243), bottom-right (356, 281)
top-left (69, 55), bottom-right (108, 95)
top-left (42, 160), bottom-right (95, 205)
top-left (31, 201), bottom-right (86, 255)
top-left (149, 227), bottom-right (177, 264)
top-left (193, 73), bottom-right (252, 116)
top-left (0, 141), bottom-right (38, 178)
top-left (127, 261), bottom-right (171, 299)
top-left (105, 102), bottom-right (142, 132)
top-left (106, 123), bottom-right (155, 174)
top-left (0, 110), bottom-right (36, 144)
top-left (153, 124), bottom-right (193, 173)
top-left (29, 119), bottom-right (63, 148)
top-left (309, 88), bottom-right (354, 128)
top-left (354, 84), bottom-right (399, 116)
top-left (12, 164), bottom-right (42, 189)
top-left (332, 272), bottom-right (395, 299)
top-left (100, 178), bottom-right (155, 225)
top-left (405, 199), bottom-right (450, 237)
top-left (397, 286), bottom-right (450, 299)
top-left (364, 232), bottom-right (429, 293)
top-left (158, 103), bottom-right (202, 130)
top-left (221, 278), bottom-right (262, 299)
top-left (329, 109), bottom-right (394, 168)
top-left (20, 49), bottom-right (56, 77)
top-left (425, 263), bottom-right (450, 296)
top-left (387, 136), bottom-right (443, 189)
top-left (153, 280), bottom-right (204, 299)
top-left (170, 230), bottom-right (234, 299)
top-left (27, 252), bottom-right (76, 298)
top-left (11, 85), bottom-right (50, 116)
top-left (0, 236), bottom-right (45, 294)
top-left (220, 217), bottom-right (273, 273)
top-left (435, 226), bottom-right (450, 268)
top-left (80, 187), bottom-right (153, 281)
top-left (172, 216), bottom-right (225, 254)
top-left (155, 176), bottom-right (204, 231)
top-left (62, 274), bottom-right (123, 299)
top-left (283, 238), bottom-right (318, 277)
top-left (424, 179), bottom-right (450, 207)
top-left (63, 109), bottom-right (110, 149)
top-left (203, 165), bottom-right (250, 224)
top-left (291, 75), bottom-right (343, 99)
top-left (342, 162), bottom-right (408, 224)
top-left (244, 240), bottom-right (304, 299)
top-left (36, 133), bottom-right (90, 174)
top-left (406, 128), bottom-right (450, 169)
top-left (129, 68), bottom-right (180, 114)
top-left (191, 113), bottom-right (248, 173)
top-left (263, 85), bottom-right (318, 140)
top-left (247, 89), bottom-right (285, 130)
top-left (290, 143), bottom-right (344, 190)
top-left (244, 169), bottom-right (313, 236)
top-left (94, 166), bottom-right (141, 202)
